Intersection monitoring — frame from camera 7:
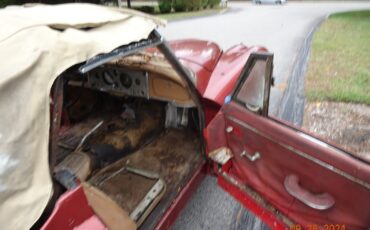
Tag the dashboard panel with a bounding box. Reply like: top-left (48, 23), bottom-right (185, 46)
top-left (149, 73), bottom-right (193, 107)
top-left (87, 67), bottom-right (149, 98)
top-left (85, 66), bottom-right (195, 107)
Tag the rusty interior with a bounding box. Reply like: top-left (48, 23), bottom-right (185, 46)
top-left (54, 54), bottom-right (203, 228)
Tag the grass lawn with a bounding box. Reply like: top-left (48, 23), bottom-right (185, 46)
top-left (157, 8), bottom-right (224, 21)
top-left (304, 10), bottom-right (370, 105)
top-left (130, 2), bottom-right (225, 21)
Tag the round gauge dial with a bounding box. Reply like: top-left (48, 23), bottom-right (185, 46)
top-left (103, 71), bottom-right (115, 86)
top-left (120, 73), bottom-right (132, 89)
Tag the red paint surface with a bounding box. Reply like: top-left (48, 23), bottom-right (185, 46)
top-left (42, 185), bottom-right (104, 230)
top-left (202, 98), bottom-right (221, 125)
top-left (180, 59), bottom-right (211, 94)
top-left (74, 216), bottom-right (106, 230)
top-left (271, 115), bottom-right (369, 163)
top-left (169, 39), bottom-right (222, 71)
top-left (221, 102), bottom-right (370, 229)
top-left (203, 44), bottom-right (267, 105)
top-left (169, 39), bottom-right (222, 95)
top-left (204, 111), bottom-right (227, 155)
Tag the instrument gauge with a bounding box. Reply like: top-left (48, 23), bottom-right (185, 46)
top-left (120, 73), bottom-right (132, 89)
top-left (103, 71), bottom-right (115, 86)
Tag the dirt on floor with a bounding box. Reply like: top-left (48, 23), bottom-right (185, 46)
top-left (303, 101), bottom-right (370, 162)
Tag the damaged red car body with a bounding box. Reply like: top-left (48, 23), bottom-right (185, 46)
top-left (40, 30), bottom-right (370, 230)
top-left (2, 5), bottom-right (369, 230)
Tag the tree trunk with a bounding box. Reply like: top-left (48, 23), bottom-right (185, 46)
top-left (126, 0), bottom-right (131, 8)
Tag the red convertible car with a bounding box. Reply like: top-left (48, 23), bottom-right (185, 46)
top-left (0, 4), bottom-right (369, 230)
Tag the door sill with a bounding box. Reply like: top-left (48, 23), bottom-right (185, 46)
top-left (218, 171), bottom-right (293, 230)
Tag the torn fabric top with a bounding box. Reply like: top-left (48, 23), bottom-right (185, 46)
top-left (0, 3), bottom-right (164, 229)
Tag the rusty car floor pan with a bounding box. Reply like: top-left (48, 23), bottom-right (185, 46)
top-left (89, 128), bottom-right (202, 227)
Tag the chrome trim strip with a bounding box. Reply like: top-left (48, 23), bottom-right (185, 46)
top-left (79, 36), bottom-right (162, 74)
top-left (130, 179), bottom-right (165, 222)
top-left (227, 116), bottom-right (370, 190)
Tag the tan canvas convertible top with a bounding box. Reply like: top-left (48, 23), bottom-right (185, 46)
top-left (0, 4), bottom-right (164, 229)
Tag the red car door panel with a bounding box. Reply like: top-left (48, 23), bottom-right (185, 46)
top-left (222, 102), bottom-right (370, 229)
top-left (206, 51), bottom-right (370, 229)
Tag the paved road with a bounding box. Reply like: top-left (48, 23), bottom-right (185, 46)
top-left (160, 2), bottom-right (370, 230)
top-left (160, 1), bottom-right (370, 115)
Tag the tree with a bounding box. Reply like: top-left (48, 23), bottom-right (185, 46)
top-left (1, 0), bottom-right (101, 7)
top-left (0, 0), bottom-right (16, 8)
top-left (117, 0), bottom-right (131, 8)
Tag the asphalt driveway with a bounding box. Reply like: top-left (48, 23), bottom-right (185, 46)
top-left (160, 1), bottom-right (370, 116)
top-left (159, 2), bottom-right (370, 230)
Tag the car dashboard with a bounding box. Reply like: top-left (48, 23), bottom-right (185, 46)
top-left (79, 62), bottom-right (195, 108)
top-left (87, 67), bottom-right (149, 99)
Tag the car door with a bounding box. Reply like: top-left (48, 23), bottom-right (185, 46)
top-left (205, 52), bottom-right (370, 230)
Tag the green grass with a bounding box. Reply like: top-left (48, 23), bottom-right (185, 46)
top-left (305, 10), bottom-right (370, 105)
top-left (129, 1), bottom-right (225, 21)
top-left (157, 8), bottom-right (224, 21)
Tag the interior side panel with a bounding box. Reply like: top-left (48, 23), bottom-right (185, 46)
top-left (223, 102), bottom-right (370, 229)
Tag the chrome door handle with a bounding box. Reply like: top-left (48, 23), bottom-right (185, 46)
top-left (240, 150), bottom-right (261, 162)
top-left (284, 174), bottom-right (335, 210)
